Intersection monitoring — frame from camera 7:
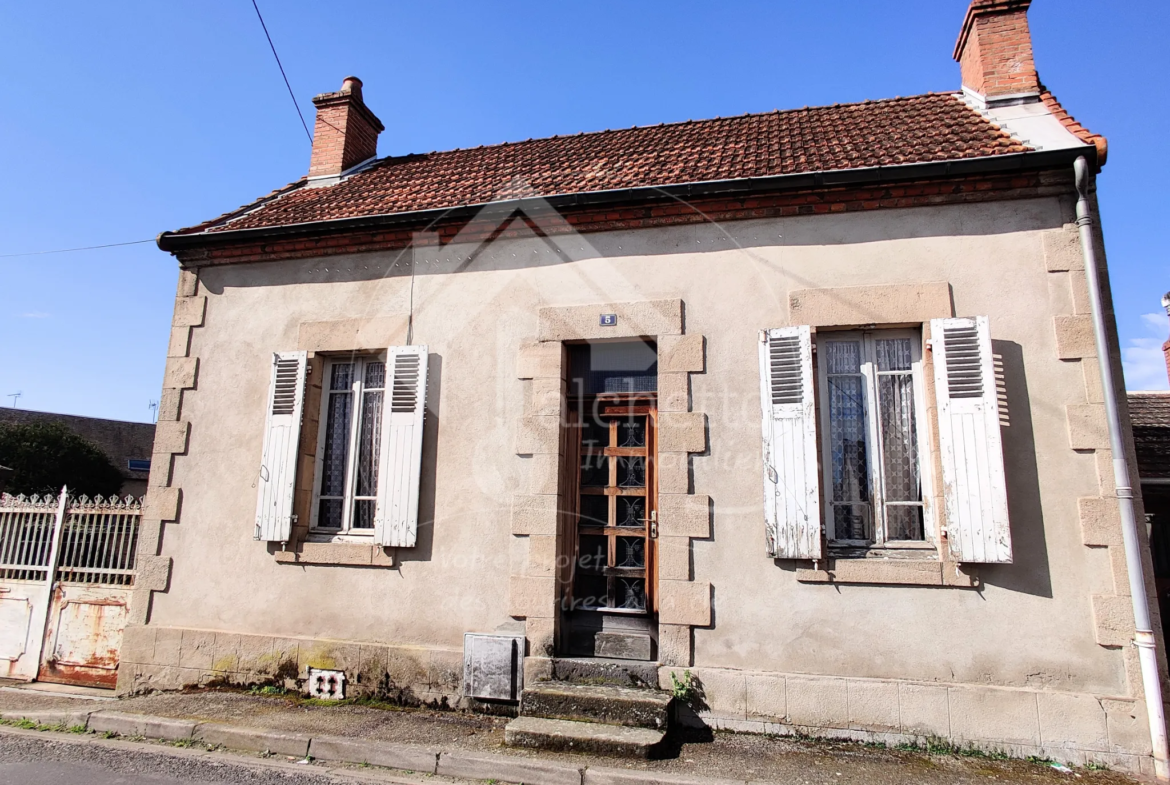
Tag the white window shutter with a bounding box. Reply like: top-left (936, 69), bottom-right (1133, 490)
top-left (931, 316), bottom-right (1012, 563)
top-left (255, 351), bottom-right (307, 543)
top-left (374, 346), bottom-right (429, 547)
top-left (758, 326), bottom-right (821, 559)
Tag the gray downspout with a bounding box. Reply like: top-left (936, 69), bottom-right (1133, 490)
top-left (1074, 156), bottom-right (1170, 778)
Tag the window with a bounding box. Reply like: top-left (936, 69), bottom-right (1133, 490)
top-left (312, 356), bottom-right (386, 536)
top-left (816, 330), bottom-right (930, 549)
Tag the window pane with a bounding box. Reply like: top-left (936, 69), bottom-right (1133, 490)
top-left (573, 574), bottom-right (609, 610)
top-left (354, 388), bottom-right (383, 498)
top-left (578, 534), bottom-right (608, 570)
top-left (330, 362), bottom-right (354, 391)
top-left (619, 418), bottom-right (646, 448)
top-left (834, 504), bottom-right (870, 541)
top-left (364, 361), bottom-right (386, 388)
top-left (580, 418), bottom-right (608, 451)
top-left (878, 374), bottom-right (921, 503)
top-left (318, 498), bottom-right (343, 529)
top-left (618, 456), bottom-right (645, 488)
top-left (875, 338), bottom-right (913, 372)
top-left (320, 390), bottom-right (352, 498)
top-left (617, 496), bottom-right (645, 528)
top-left (352, 499), bottom-right (376, 530)
top-left (617, 578), bottom-right (646, 611)
top-left (617, 536), bottom-right (645, 569)
top-left (826, 341), bottom-right (861, 374)
top-left (579, 495), bottom-right (608, 527)
top-left (828, 376), bottom-right (869, 504)
top-left (580, 454), bottom-right (609, 487)
top-left (887, 506), bottom-right (924, 541)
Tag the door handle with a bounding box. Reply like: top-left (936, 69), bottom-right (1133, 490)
top-left (649, 510), bottom-right (658, 539)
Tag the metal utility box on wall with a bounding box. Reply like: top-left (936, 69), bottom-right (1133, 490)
top-left (463, 632), bottom-right (524, 701)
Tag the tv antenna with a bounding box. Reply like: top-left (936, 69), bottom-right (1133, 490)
top-left (148, 400), bottom-right (159, 423)
top-left (6, 392), bottom-right (20, 408)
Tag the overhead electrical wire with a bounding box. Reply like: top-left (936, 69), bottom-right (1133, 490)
top-left (250, 0), bottom-right (313, 145)
top-left (0, 239), bottom-right (154, 259)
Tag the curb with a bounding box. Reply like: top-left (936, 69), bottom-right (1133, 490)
top-left (195, 723), bottom-right (311, 758)
top-left (1, 708), bottom-right (746, 785)
top-left (438, 751), bottom-right (582, 785)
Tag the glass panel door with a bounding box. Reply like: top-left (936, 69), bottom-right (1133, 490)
top-left (572, 399), bottom-right (656, 614)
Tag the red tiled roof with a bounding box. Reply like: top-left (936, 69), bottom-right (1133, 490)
top-left (1131, 392), bottom-right (1170, 480)
top-left (1040, 84), bottom-right (1108, 165)
top-left (177, 92), bottom-right (1034, 236)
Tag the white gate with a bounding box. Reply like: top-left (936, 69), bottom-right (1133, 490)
top-left (0, 489), bottom-right (140, 688)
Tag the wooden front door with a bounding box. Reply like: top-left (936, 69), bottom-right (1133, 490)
top-left (570, 395), bottom-right (658, 617)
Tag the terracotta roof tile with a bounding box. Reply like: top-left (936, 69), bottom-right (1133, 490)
top-left (1039, 84), bottom-right (1108, 165)
top-left (178, 92), bottom-right (1032, 235)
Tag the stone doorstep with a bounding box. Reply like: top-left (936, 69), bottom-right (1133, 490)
top-left (551, 657), bottom-right (660, 688)
top-left (521, 682), bottom-right (673, 730)
top-left (505, 716), bottom-right (666, 759)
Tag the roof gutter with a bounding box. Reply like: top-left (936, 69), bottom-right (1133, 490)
top-left (158, 146), bottom-right (1094, 253)
top-left (1074, 155), bottom-right (1170, 781)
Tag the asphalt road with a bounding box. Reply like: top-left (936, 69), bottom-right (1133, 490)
top-left (0, 730), bottom-right (424, 785)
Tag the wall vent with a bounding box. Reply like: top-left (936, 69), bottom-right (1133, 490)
top-left (305, 667), bottom-right (346, 700)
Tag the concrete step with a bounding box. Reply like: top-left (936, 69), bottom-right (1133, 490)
top-left (521, 682), bottom-right (672, 730)
top-left (550, 657), bottom-right (659, 688)
top-left (504, 716), bottom-right (665, 758)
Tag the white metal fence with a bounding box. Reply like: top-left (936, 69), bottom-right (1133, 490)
top-left (0, 491), bottom-right (141, 587)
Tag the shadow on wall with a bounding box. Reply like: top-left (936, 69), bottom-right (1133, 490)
top-left (978, 340), bottom-right (1052, 599)
top-left (195, 197), bottom-right (1070, 295)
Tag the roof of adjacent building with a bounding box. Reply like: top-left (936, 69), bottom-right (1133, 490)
top-left (175, 92), bottom-right (1043, 236)
top-left (1130, 392), bottom-right (1170, 481)
top-left (0, 408), bottom-right (155, 485)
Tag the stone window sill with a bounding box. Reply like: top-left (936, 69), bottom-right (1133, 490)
top-left (274, 541), bottom-right (394, 568)
top-left (796, 557), bottom-right (978, 587)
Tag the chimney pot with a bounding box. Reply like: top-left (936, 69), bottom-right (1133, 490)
top-left (308, 75), bottom-right (384, 180)
top-left (954, 0), bottom-right (1040, 103)
top-left (1164, 291), bottom-right (1170, 386)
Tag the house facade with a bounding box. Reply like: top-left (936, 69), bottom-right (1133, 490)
top-left (0, 408), bottom-right (155, 497)
top-left (125, 0), bottom-right (1165, 775)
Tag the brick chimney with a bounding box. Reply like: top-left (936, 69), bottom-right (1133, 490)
top-left (953, 0), bottom-right (1041, 104)
top-left (308, 76), bottom-right (384, 179)
top-left (1162, 292), bottom-right (1170, 386)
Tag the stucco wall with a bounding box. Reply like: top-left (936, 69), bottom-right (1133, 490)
top-left (124, 194), bottom-right (1157, 769)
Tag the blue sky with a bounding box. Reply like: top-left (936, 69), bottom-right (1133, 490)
top-left (1, 0), bottom-right (1166, 422)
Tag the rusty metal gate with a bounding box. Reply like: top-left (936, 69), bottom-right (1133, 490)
top-left (0, 489), bottom-right (139, 689)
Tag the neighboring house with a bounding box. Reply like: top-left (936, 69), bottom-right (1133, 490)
top-left (1131, 299), bottom-right (1170, 655)
top-left (130, 0), bottom-right (1164, 773)
top-left (0, 408), bottom-right (155, 497)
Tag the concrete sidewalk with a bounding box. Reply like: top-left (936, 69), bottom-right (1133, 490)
top-left (0, 686), bottom-right (1144, 785)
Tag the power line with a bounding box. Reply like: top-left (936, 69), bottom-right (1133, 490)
top-left (250, 0), bottom-right (313, 145)
top-left (0, 239), bottom-right (154, 259)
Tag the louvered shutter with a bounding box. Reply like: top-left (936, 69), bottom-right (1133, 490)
top-left (374, 346), bottom-right (429, 547)
top-left (758, 326), bottom-right (821, 559)
top-left (930, 317), bottom-right (1011, 563)
top-left (255, 351), bottom-right (307, 542)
